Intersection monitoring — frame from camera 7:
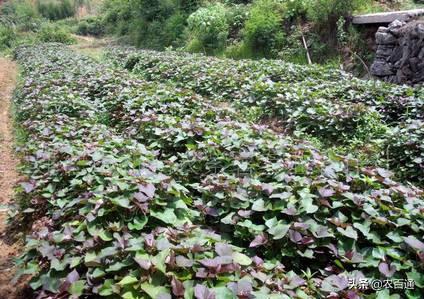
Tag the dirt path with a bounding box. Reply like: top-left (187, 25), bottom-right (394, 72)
top-left (71, 34), bottom-right (113, 60)
top-left (0, 57), bottom-right (23, 298)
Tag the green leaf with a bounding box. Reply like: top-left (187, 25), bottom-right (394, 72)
top-left (298, 189), bottom-right (318, 214)
top-left (106, 261), bottom-right (129, 272)
top-left (213, 287), bottom-right (235, 299)
top-left (128, 216), bottom-right (148, 231)
top-left (69, 280), bottom-right (85, 297)
top-left (268, 222), bottom-right (290, 240)
top-left (252, 199), bottom-right (269, 212)
top-left (122, 291), bottom-right (137, 299)
top-left (151, 208), bottom-right (177, 224)
top-left (183, 280), bottom-right (194, 299)
top-left (376, 289), bottom-right (400, 299)
top-left (151, 249), bottom-right (170, 274)
top-left (99, 230), bottom-right (113, 241)
top-left (407, 269), bottom-right (424, 288)
top-left (84, 251), bottom-right (100, 266)
top-left (337, 226), bottom-right (358, 240)
top-left (118, 275), bottom-right (139, 286)
top-left (110, 196), bottom-right (131, 208)
top-left (140, 283), bottom-right (170, 299)
top-left (233, 252), bottom-right (252, 266)
top-left (98, 279), bottom-right (114, 296)
top-left (91, 268), bottom-right (106, 279)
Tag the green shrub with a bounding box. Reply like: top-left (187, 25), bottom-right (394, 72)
top-left (0, 0), bottom-right (40, 31)
top-left (0, 25), bottom-right (16, 50)
top-left (162, 12), bottom-right (186, 47)
top-left (185, 36), bottom-right (204, 53)
top-left (226, 4), bottom-right (249, 41)
top-left (102, 0), bottom-right (132, 34)
top-left (37, 23), bottom-right (76, 44)
top-left (103, 0), bottom-right (131, 35)
top-left (224, 41), bottom-right (251, 59)
top-left (130, 18), bottom-right (169, 49)
top-left (36, 0), bottom-right (75, 21)
top-left (76, 17), bottom-right (104, 36)
top-left (187, 3), bottom-right (229, 53)
top-left (242, 0), bottom-right (284, 57)
top-left (281, 0), bottom-right (308, 20)
top-left (307, 0), bottom-right (366, 25)
top-left (102, 0), bottom-right (189, 50)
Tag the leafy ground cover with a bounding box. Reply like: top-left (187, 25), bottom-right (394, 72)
top-left (104, 46), bottom-right (424, 186)
top-left (11, 43), bottom-right (424, 298)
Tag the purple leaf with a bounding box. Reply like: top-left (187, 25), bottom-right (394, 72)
top-left (289, 230), bottom-right (303, 243)
top-left (171, 277), bottom-right (185, 297)
top-left (377, 168), bottom-right (393, 178)
top-left (322, 274), bottom-right (349, 292)
top-left (318, 187), bottom-right (335, 198)
top-left (21, 182), bottom-right (35, 193)
top-left (261, 183), bottom-right (274, 195)
top-left (228, 280), bottom-right (253, 296)
top-left (252, 256), bottom-right (264, 266)
top-left (176, 255), bottom-right (193, 267)
top-left (66, 269), bottom-right (80, 284)
top-left (404, 236), bottom-right (424, 251)
top-left (237, 210), bottom-right (252, 218)
top-left (288, 275), bottom-right (306, 289)
top-left (346, 290), bottom-right (361, 299)
top-left (205, 207), bottom-right (218, 217)
top-left (135, 257), bottom-right (151, 270)
top-left (196, 268), bottom-right (208, 278)
top-left (59, 269), bottom-right (80, 292)
top-left (199, 256), bottom-right (232, 268)
top-left (134, 192), bottom-right (149, 202)
top-left (215, 243), bottom-right (232, 257)
top-left (194, 284), bottom-right (215, 299)
top-left (138, 183), bottom-right (156, 198)
top-left (144, 233), bottom-right (155, 248)
top-left (249, 233), bottom-right (268, 248)
top-left (292, 222), bottom-right (309, 230)
top-left (378, 262), bottom-right (396, 277)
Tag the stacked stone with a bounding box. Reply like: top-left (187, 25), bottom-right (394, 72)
top-left (371, 20), bottom-right (424, 85)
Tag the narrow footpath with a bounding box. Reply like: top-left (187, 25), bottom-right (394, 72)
top-left (0, 57), bottom-right (24, 298)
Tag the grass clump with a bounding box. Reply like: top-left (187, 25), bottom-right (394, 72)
top-left (37, 23), bottom-right (75, 44)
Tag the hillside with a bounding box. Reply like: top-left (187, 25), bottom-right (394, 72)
top-left (96, 0), bottom-right (424, 65)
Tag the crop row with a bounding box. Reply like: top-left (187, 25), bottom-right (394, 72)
top-left (13, 44), bottom-right (424, 298)
top-left (104, 47), bottom-right (424, 186)
top-left (104, 47), bottom-right (424, 123)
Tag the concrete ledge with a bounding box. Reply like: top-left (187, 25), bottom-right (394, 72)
top-left (352, 9), bottom-right (424, 25)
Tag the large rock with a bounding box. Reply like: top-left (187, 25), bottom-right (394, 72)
top-left (416, 23), bottom-right (424, 38)
top-left (388, 20), bottom-right (406, 36)
top-left (371, 60), bottom-right (394, 76)
top-left (376, 45), bottom-right (394, 58)
top-left (375, 31), bottom-right (397, 44)
top-left (389, 46), bottom-right (403, 62)
top-left (371, 20), bottom-right (424, 85)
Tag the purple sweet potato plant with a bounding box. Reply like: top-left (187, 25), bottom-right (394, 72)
top-left (12, 44), bottom-right (424, 299)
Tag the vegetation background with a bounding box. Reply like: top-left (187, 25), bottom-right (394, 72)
top-left (1, 0), bottom-right (424, 68)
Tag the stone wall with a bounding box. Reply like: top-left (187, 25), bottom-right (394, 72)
top-left (371, 20), bottom-right (424, 85)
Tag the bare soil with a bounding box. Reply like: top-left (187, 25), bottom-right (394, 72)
top-left (0, 57), bottom-right (27, 298)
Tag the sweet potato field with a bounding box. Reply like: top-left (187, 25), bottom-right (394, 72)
top-left (13, 43), bottom-right (424, 298)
